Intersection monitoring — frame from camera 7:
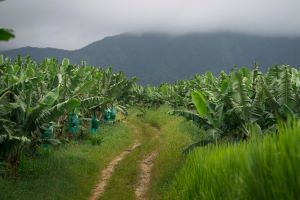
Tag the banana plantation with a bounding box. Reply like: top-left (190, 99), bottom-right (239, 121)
top-left (134, 64), bottom-right (300, 140)
top-left (1, 55), bottom-right (300, 200)
top-left (0, 55), bottom-right (135, 176)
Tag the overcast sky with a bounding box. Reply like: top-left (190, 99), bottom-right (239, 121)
top-left (1, 0), bottom-right (300, 50)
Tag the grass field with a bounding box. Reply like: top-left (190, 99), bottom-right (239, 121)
top-left (142, 106), bottom-right (198, 200)
top-left (1, 107), bottom-right (300, 200)
top-left (164, 120), bottom-right (300, 200)
top-left (0, 107), bottom-right (198, 200)
top-left (0, 123), bottom-right (134, 200)
top-left (99, 106), bottom-right (198, 200)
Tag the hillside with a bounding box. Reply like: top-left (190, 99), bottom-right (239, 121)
top-left (2, 32), bottom-right (300, 84)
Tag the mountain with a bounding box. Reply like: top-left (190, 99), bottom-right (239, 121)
top-left (2, 32), bottom-right (300, 84)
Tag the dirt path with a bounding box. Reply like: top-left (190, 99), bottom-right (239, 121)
top-left (89, 140), bottom-right (141, 200)
top-left (135, 150), bottom-right (159, 200)
top-left (89, 120), bottom-right (160, 200)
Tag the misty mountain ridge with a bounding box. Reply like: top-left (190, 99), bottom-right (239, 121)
top-left (2, 32), bottom-right (300, 84)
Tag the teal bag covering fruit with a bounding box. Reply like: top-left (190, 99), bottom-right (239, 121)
top-left (68, 112), bottom-right (79, 134)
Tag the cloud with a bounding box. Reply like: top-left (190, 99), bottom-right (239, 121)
top-left (0, 0), bottom-right (300, 49)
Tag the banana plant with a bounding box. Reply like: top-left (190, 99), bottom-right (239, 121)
top-left (170, 65), bottom-right (300, 154)
top-left (0, 56), bottom-right (136, 176)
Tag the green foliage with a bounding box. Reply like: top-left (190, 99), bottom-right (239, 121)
top-left (0, 55), bottom-right (135, 176)
top-left (88, 134), bottom-right (103, 145)
top-left (0, 134), bottom-right (30, 177)
top-left (0, 28), bottom-right (15, 41)
top-left (136, 65), bottom-right (300, 143)
top-left (191, 91), bottom-right (207, 117)
top-left (165, 120), bottom-right (300, 200)
top-left (1, 53), bottom-right (300, 200)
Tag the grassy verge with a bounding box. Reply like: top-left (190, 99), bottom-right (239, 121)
top-left (164, 120), bottom-right (300, 200)
top-left (0, 123), bottom-right (134, 200)
top-left (142, 106), bottom-right (199, 200)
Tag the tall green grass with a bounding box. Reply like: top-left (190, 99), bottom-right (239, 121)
top-left (164, 120), bottom-right (300, 200)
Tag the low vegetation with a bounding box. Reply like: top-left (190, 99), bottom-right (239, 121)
top-left (164, 119), bottom-right (300, 200)
top-left (1, 55), bottom-right (300, 200)
top-left (143, 106), bottom-right (197, 200)
top-left (0, 123), bottom-right (134, 200)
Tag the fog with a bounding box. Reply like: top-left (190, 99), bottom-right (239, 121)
top-left (1, 0), bottom-right (299, 50)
